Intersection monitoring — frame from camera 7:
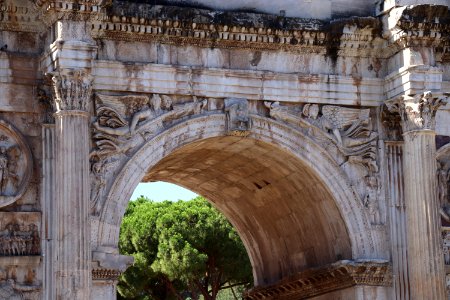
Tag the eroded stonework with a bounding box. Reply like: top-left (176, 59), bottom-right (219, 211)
top-left (2, 0), bottom-right (450, 299)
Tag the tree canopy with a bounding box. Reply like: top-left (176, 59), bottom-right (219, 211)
top-left (118, 196), bottom-right (253, 300)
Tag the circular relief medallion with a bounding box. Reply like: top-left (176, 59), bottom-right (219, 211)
top-left (0, 120), bottom-right (32, 208)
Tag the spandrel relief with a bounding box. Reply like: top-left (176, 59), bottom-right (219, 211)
top-left (265, 101), bottom-right (381, 222)
top-left (92, 94), bottom-right (208, 159)
top-left (265, 101), bottom-right (378, 173)
top-left (0, 120), bottom-right (32, 208)
top-left (90, 93), bottom-right (208, 216)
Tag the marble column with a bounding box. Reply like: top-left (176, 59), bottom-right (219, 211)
top-left (52, 69), bottom-right (93, 299)
top-left (387, 91), bottom-right (448, 300)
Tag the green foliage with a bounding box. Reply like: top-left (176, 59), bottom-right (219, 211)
top-left (118, 196), bottom-right (253, 300)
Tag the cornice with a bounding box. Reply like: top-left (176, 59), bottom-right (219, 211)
top-left (0, 0), bottom-right (45, 33)
top-left (34, 0), bottom-right (110, 25)
top-left (1, 2), bottom-right (450, 60)
top-left (384, 5), bottom-right (450, 56)
top-left (91, 11), bottom-right (387, 58)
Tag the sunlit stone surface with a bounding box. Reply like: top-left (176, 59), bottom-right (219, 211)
top-left (1, 0), bottom-right (450, 299)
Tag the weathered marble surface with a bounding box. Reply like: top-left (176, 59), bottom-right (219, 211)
top-left (0, 0), bottom-right (450, 299)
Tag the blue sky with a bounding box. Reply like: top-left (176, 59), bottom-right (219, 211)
top-left (131, 181), bottom-right (198, 202)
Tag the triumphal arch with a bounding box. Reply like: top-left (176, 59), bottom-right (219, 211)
top-left (2, 0), bottom-right (450, 298)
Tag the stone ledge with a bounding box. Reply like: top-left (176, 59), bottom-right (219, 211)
top-left (244, 260), bottom-right (392, 300)
top-left (0, 255), bottom-right (41, 266)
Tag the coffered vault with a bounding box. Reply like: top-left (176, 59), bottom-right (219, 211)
top-left (1, 0), bottom-right (450, 299)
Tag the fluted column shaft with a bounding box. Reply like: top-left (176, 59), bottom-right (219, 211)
top-left (403, 130), bottom-right (446, 300)
top-left (50, 68), bottom-right (93, 299)
top-left (55, 110), bottom-right (91, 299)
top-left (387, 91), bottom-right (448, 300)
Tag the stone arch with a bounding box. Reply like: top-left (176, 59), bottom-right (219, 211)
top-left (94, 113), bottom-right (377, 285)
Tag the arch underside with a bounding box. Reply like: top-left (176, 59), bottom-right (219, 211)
top-left (145, 136), bottom-right (352, 285)
top-left (98, 115), bottom-right (375, 286)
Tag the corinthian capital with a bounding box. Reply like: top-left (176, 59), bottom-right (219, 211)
top-left (386, 91), bottom-right (448, 133)
top-left (50, 69), bottom-right (93, 112)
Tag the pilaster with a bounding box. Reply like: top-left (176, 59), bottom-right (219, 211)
top-left (387, 92), bottom-right (448, 300)
top-left (42, 125), bottom-right (56, 300)
top-left (385, 141), bottom-right (409, 300)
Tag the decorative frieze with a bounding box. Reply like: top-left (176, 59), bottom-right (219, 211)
top-left (92, 269), bottom-right (122, 281)
top-left (0, 0), bottom-right (45, 32)
top-left (244, 260), bottom-right (392, 300)
top-left (50, 69), bottom-right (93, 112)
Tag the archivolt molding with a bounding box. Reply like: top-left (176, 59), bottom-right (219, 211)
top-left (90, 93), bottom-right (383, 270)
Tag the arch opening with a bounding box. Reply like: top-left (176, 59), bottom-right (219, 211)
top-left (142, 136), bottom-right (352, 285)
top-left (97, 115), bottom-right (376, 287)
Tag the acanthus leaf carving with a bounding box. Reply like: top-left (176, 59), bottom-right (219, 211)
top-left (49, 69), bottom-right (93, 112)
top-left (381, 105), bottom-right (402, 141)
top-left (386, 91), bottom-right (449, 133)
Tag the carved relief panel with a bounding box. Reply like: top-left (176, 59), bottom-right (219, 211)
top-left (0, 120), bottom-right (32, 208)
top-left (0, 213), bottom-right (41, 299)
top-left (0, 212), bottom-right (40, 257)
